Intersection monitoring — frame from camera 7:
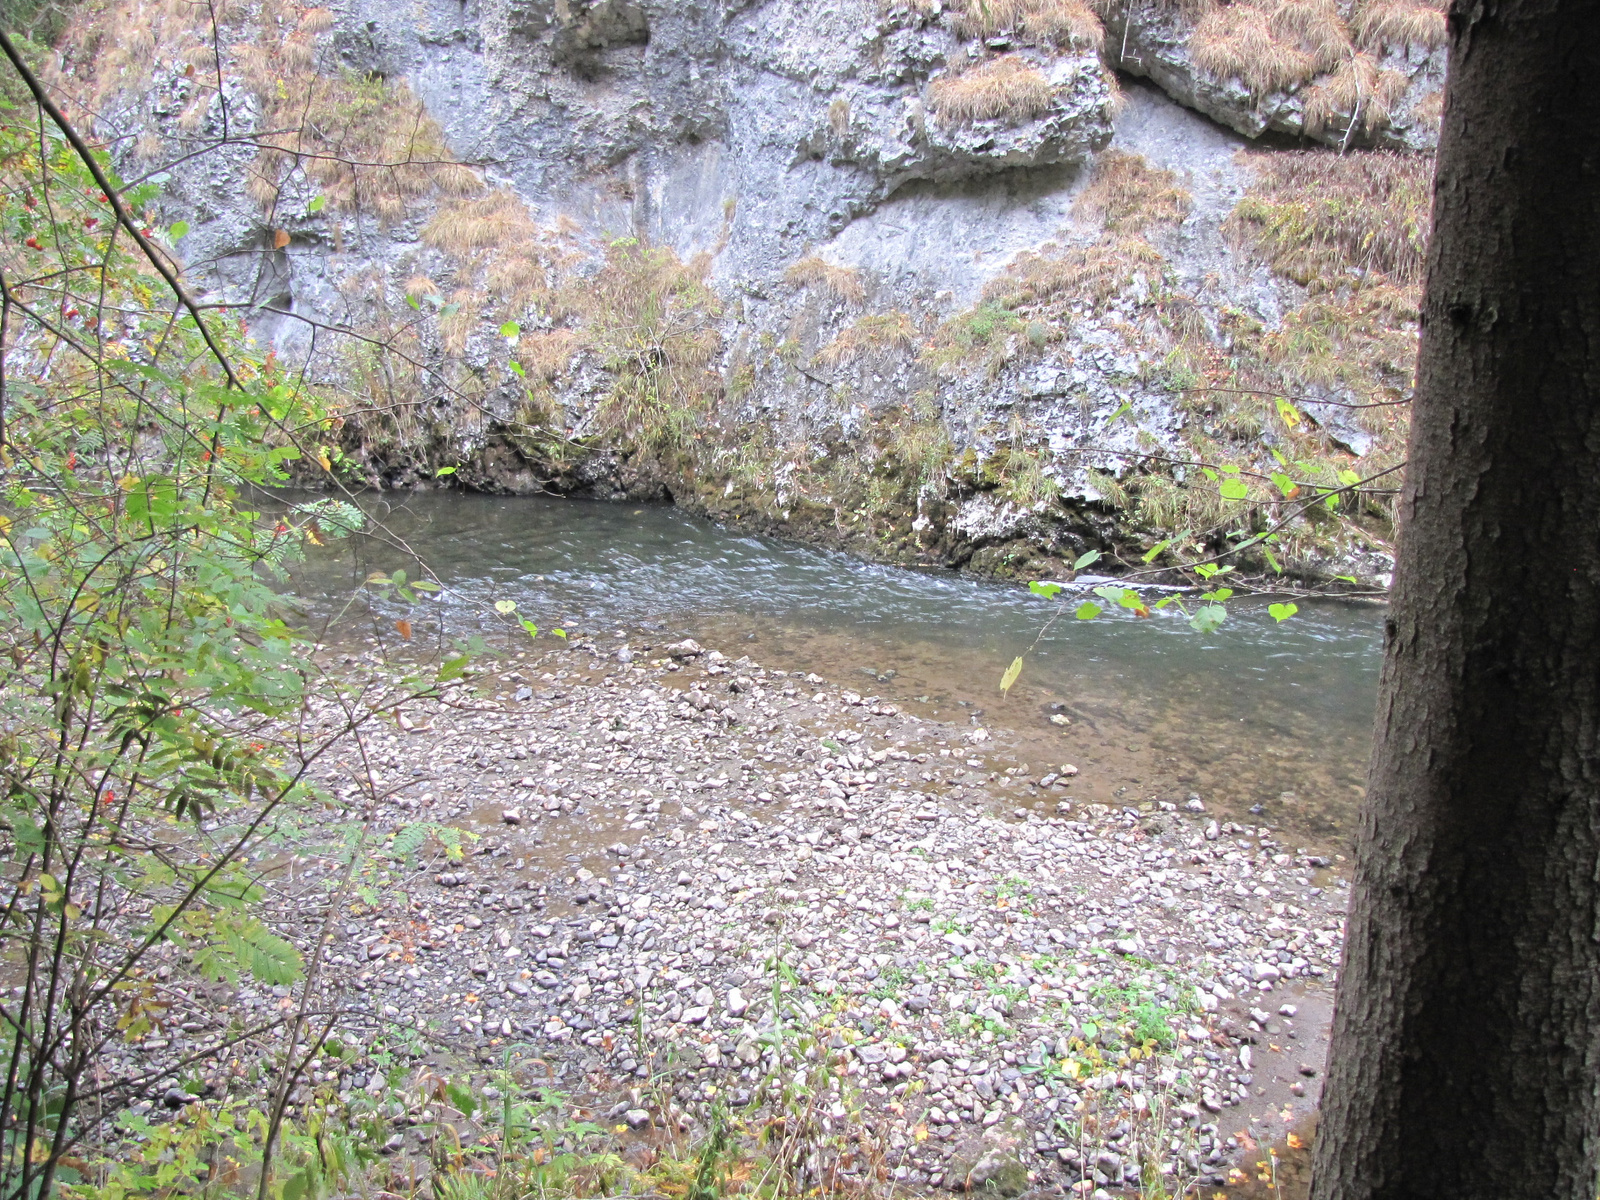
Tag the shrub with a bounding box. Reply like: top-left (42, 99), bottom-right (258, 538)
top-left (0, 99), bottom-right (434, 1200)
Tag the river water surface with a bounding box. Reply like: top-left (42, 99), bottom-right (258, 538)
top-left (286, 492), bottom-right (1383, 846)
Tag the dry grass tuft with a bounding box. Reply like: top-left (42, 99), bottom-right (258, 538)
top-left (949, 0), bottom-right (1105, 50)
top-left (1267, 0), bottom-right (1349, 71)
top-left (1226, 149), bottom-right (1432, 285)
top-left (829, 97), bottom-right (851, 135)
top-left (424, 188), bottom-right (577, 332)
top-left (517, 329), bottom-right (581, 381)
top-left (226, 1), bottom-right (480, 222)
top-left (1302, 53), bottom-right (1409, 138)
top-left (1412, 87), bottom-right (1443, 131)
top-left (818, 311), bottom-right (917, 364)
top-left (1191, 3), bottom-right (1316, 94)
top-left (1191, 0), bottom-right (1361, 95)
top-left (928, 55), bottom-right (1057, 124)
top-left (439, 289), bottom-right (485, 356)
top-left (422, 191), bottom-right (537, 256)
top-left (1075, 150), bottom-right (1192, 233)
top-left (1352, 0), bottom-right (1446, 51)
top-left (986, 235), bottom-right (1165, 309)
top-left (785, 256), bottom-right (867, 305)
top-left (578, 241), bottom-right (723, 452)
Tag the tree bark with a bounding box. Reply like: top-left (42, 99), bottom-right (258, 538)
top-left (1310, 2), bottom-right (1600, 1197)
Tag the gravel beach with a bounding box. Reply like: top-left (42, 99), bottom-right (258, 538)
top-left (103, 630), bottom-right (1349, 1195)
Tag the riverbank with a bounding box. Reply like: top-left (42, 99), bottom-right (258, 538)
top-left (101, 629), bottom-right (1347, 1197)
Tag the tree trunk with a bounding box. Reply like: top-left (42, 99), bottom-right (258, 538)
top-left (1309, 2), bottom-right (1600, 1197)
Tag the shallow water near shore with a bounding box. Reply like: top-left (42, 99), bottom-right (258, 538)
top-left (284, 491), bottom-right (1383, 844)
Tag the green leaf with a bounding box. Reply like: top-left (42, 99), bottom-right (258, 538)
top-left (1219, 478), bottom-right (1250, 501)
top-left (1074, 601), bottom-right (1102, 620)
top-left (1152, 595), bottom-right (1181, 610)
top-left (390, 824), bottom-right (430, 864)
top-left (508, 360), bottom-right (527, 378)
top-left (1072, 550), bottom-right (1101, 570)
top-left (435, 465), bottom-right (457, 477)
top-left (999, 656), bottom-right (1024, 694)
top-left (1029, 580), bottom-right (1062, 599)
top-left (239, 927), bottom-right (302, 986)
top-left (438, 654), bottom-right (470, 682)
top-left (521, 619), bottom-right (539, 639)
top-left (406, 294), bottom-right (421, 311)
top-left (1268, 602), bottom-right (1299, 623)
top-left (1337, 468), bottom-right (1362, 486)
top-left (446, 1081), bottom-right (478, 1119)
top-left (1106, 401), bottom-right (1133, 425)
top-left (552, 628), bottom-right (567, 639)
top-left (1263, 546), bottom-right (1283, 574)
top-left (307, 195), bottom-right (327, 213)
top-left (1189, 605), bottom-right (1226, 633)
top-left (1275, 396), bottom-right (1301, 428)
top-left (168, 219), bottom-right (189, 240)
top-left (1141, 538), bottom-right (1171, 564)
top-left (1270, 471), bottom-right (1298, 499)
top-left (494, 599), bottom-right (517, 614)
top-left (500, 321), bottom-right (521, 339)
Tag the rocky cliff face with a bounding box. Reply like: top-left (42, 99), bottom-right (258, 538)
top-left (50, 0), bottom-right (1439, 588)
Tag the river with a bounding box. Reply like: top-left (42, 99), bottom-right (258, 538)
top-left (284, 491), bottom-right (1383, 846)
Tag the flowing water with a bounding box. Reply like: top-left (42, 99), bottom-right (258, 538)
top-left (284, 492), bottom-right (1384, 847)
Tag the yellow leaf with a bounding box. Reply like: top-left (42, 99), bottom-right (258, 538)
top-left (304, 526), bottom-right (322, 546)
top-left (999, 655), bottom-right (1024, 694)
top-left (1286, 1132), bottom-right (1306, 1150)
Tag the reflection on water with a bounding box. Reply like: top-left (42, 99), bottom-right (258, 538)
top-left (283, 491), bottom-right (1383, 845)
